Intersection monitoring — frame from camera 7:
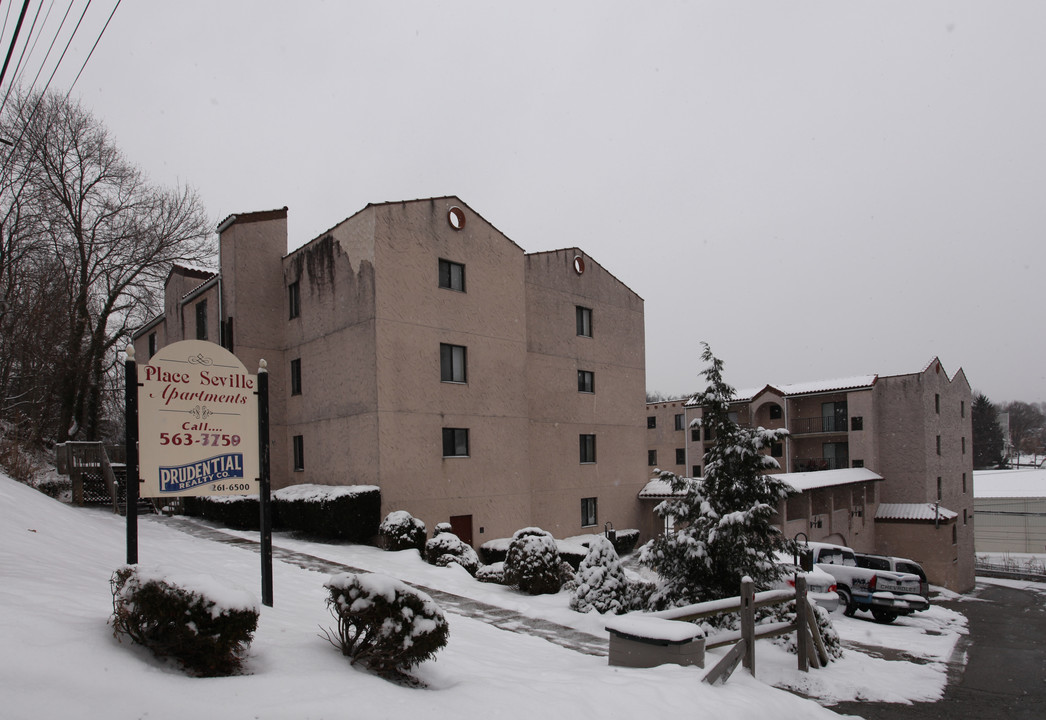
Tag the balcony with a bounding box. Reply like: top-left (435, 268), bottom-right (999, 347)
top-left (789, 416), bottom-right (848, 435)
top-left (792, 457), bottom-right (844, 472)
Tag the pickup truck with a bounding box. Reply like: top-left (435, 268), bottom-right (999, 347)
top-left (854, 553), bottom-right (930, 600)
top-left (802, 541), bottom-right (930, 623)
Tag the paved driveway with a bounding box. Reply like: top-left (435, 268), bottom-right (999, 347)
top-left (832, 582), bottom-right (1046, 719)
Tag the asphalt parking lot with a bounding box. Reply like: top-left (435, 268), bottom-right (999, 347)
top-left (831, 582), bottom-right (1046, 719)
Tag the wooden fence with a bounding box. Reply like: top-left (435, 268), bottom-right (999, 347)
top-left (649, 576), bottom-right (829, 685)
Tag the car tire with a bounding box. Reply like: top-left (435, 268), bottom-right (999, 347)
top-left (837, 587), bottom-right (856, 617)
top-left (871, 609), bottom-right (897, 624)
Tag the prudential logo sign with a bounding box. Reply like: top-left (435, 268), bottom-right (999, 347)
top-left (159, 453), bottom-right (244, 493)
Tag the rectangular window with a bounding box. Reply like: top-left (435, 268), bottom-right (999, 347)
top-left (148, 332), bottom-right (157, 359)
top-left (674, 414), bottom-right (685, 431)
top-left (769, 404), bottom-right (782, 420)
top-left (963, 472), bottom-right (967, 493)
top-left (936, 435), bottom-right (941, 455)
top-left (579, 434), bottom-right (596, 464)
top-left (692, 465), bottom-right (701, 477)
top-left (438, 259), bottom-right (466, 292)
top-left (581, 497), bottom-right (597, 527)
top-left (576, 306), bottom-right (592, 337)
top-left (937, 476), bottom-right (942, 501)
top-left (704, 426), bottom-right (714, 442)
top-left (852, 459), bottom-right (864, 468)
top-left (290, 358), bottom-right (302, 396)
top-left (962, 437), bottom-right (966, 454)
top-left (851, 416), bottom-right (863, 431)
top-left (648, 450), bottom-right (657, 466)
top-left (293, 435), bottom-right (304, 471)
top-left (442, 428), bottom-right (469, 457)
top-left (440, 344), bottom-right (467, 383)
top-left (195, 300), bottom-right (208, 340)
top-left (771, 442), bottom-right (783, 458)
top-left (647, 416), bottom-right (656, 429)
top-left (935, 393), bottom-right (940, 414)
top-left (577, 370), bottom-right (594, 393)
top-left (961, 400), bottom-right (966, 418)
top-left (691, 428), bottom-right (700, 442)
top-left (964, 508), bottom-right (968, 525)
top-left (675, 448), bottom-right (686, 465)
top-left (288, 281), bottom-right (300, 319)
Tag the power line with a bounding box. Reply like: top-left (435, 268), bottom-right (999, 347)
top-left (0, 0), bottom-right (32, 91)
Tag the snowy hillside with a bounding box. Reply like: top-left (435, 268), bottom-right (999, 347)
top-left (0, 472), bottom-right (967, 719)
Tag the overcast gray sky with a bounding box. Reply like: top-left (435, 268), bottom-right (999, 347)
top-left (29, 0), bottom-right (1046, 403)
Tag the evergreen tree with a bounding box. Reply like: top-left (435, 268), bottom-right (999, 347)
top-left (971, 394), bottom-right (1005, 469)
top-left (640, 344), bottom-right (793, 608)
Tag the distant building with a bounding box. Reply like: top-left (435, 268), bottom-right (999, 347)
top-left (135, 197), bottom-right (649, 545)
top-left (645, 359), bottom-right (975, 592)
top-left (974, 468), bottom-right (1046, 554)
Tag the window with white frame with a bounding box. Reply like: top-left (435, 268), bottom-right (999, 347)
top-left (581, 497), bottom-right (597, 527)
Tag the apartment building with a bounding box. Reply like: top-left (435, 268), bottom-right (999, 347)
top-left (135, 197), bottom-right (649, 545)
top-left (645, 359), bottom-right (975, 592)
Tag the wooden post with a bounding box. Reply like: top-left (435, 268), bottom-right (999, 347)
top-left (740, 577), bottom-right (755, 675)
top-left (795, 574), bottom-right (809, 672)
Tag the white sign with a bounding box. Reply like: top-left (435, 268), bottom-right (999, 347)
top-left (138, 340), bottom-right (259, 497)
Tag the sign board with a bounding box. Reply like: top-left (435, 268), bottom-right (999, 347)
top-left (138, 340), bottom-right (259, 497)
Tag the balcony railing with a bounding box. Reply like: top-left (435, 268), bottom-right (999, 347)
top-left (789, 416), bottom-right (848, 435)
top-left (792, 457), bottom-right (843, 472)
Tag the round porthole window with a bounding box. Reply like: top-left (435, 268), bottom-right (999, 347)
top-left (448, 206), bottom-right (466, 230)
top-left (573, 255), bottom-right (585, 275)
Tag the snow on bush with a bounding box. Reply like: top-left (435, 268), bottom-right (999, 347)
top-left (770, 601), bottom-right (843, 661)
top-left (322, 572), bottom-right (449, 673)
top-left (424, 531), bottom-right (479, 575)
top-left (379, 510), bottom-right (427, 553)
top-left (433, 521), bottom-right (452, 536)
top-left (109, 565), bottom-right (259, 677)
top-left (569, 535), bottom-right (628, 614)
top-left (503, 527), bottom-right (562, 595)
top-left (476, 562), bottom-right (505, 584)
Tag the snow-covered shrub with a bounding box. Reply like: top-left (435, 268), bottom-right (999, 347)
top-left (556, 542), bottom-right (587, 571)
top-left (424, 531), bottom-right (479, 575)
top-left (323, 572), bottom-right (449, 672)
top-left (0, 433), bottom-right (41, 484)
top-left (433, 521), bottom-right (453, 537)
top-left (379, 510), bottom-right (427, 553)
top-left (478, 537), bottom-right (511, 565)
top-left (193, 494), bottom-right (260, 530)
top-left (610, 529), bottom-right (640, 556)
top-left (503, 527), bottom-right (562, 595)
top-left (273, 484), bottom-right (380, 541)
top-left (768, 600), bottom-right (843, 661)
top-left (570, 535), bottom-right (628, 614)
top-left (625, 576), bottom-right (657, 611)
top-left (476, 562), bottom-right (505, 584)
top-left (110, 565), bottom-right (259, 677)
top-left (559, 561), bottom-right (578, 592)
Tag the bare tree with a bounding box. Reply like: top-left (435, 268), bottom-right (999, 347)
top-left (0, 90), bottom-right (214, 443)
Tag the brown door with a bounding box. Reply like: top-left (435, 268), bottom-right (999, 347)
top-left (449, 514), bottom-right (473, 546)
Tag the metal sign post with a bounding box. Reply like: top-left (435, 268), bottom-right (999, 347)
top-left (257, 360), bottom-right (273, 606)
top-left (125, 346), bottom-right (140, 564)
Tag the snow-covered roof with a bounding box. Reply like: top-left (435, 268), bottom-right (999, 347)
top-left (684, 376), bottom-right (877, 406)
top-left (780, 467), bottom-right (883, 493)
top-left (974, 468), bottom-right (1046, 499)
top-left (875, 503), bottom-right (958, 522)
top-left (638, 476), bottom-right (698, 499)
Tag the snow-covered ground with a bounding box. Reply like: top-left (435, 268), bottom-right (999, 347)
top-left (0, 472), bottom-right (982, 720)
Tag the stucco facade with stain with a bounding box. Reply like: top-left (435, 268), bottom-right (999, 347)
top-left (135, 197), bottom-right (647, 546)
